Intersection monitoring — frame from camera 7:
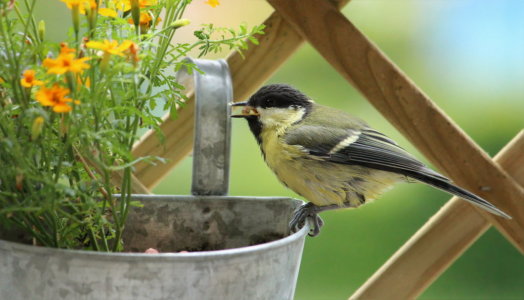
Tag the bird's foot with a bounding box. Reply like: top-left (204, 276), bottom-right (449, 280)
top-left (290, 202), bottom-right (353, 237)
top-left (290, 202), bottom-right (324, 237)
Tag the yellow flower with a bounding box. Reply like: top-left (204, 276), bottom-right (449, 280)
top-left (113, 0), bottom-right (131, 11)
top-left (204, 0), bottom-right (220, 8)
top-left (98, 7), bottom-right (118, 17)
top-left (20, 70), bottom-right (44, 88)
top-left (43, 52), bottom-right (90, 75)
top-left (60, 0), bottom-right (96, 15)
top-left (113, 0), bottom-right (156, 11)
top-left (86, 39), bottom-right (133, 56)
top-left (35, 85), bottom-right (78, 113)
top-left (62, 0), bottom-right (118, 18)
top-left (77, 75), bottom-right (91, 88)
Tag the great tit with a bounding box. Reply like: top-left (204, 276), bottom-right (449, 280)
top-left (232, 84), bottom-right (510, 236)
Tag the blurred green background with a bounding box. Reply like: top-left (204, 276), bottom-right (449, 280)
top-left (37, 0), bottom-right (523, 299)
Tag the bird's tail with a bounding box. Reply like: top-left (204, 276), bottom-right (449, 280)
top-left (409, 170), bottom-right (511, 219)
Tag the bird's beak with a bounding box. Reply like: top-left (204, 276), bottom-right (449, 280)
top-left (231, 101), bottom-right (259, 118)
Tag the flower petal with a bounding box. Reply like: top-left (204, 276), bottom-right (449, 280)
top-left (98, 8), bottom-right (118, 17)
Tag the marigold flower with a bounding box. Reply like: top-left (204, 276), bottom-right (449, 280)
top-left (86, 39), bottom-right (133, 70)
top-left (36, 85), bottom-right (78, 113)
top-left (60, 43), bottom-right (76, 54)
top-left (86, 39), bottom-right (133, 57)
top-left (111, 0), bottom-right (155, 11)
top-left (88, 0), bottom-right (97, 10)
top-left (113, 0), bottom-right (131, 11)
top-left (126, 42), bottom-right (140, 66)
top-left (77, 75), bottom-right (91, 88)
top-left (127, 11), bottom-right (152, 25)
top-left (204, 0), bottom-right (220, 8)
top-left (139, 0), bottom-right (157, 7)
top-left (60, 0), bottom-right (96, 15)
top-left (43, 52), bottom-right (90, 75)
top-left (20, 70), bottom-right (44, 88)
top-left (98, 7), bottom-right (118, 17)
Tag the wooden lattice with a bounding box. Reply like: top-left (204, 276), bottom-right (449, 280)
top-left (130, 0), bottom-right (524, 298)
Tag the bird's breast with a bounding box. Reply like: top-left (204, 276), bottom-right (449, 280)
top-left (258, 127), bottom-right (402, 207)
top-left (259, 128), bottom-right (346, 206)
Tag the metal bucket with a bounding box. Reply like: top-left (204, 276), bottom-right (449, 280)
top-left (0, 196), bottom-right (307, 300)
top-left (0, 59), bottom-right (308, 300)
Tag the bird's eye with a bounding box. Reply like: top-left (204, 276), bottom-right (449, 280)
top-left (264, 98), bottom-right (276, 107)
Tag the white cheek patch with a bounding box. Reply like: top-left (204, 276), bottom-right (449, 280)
top-left (258, 107), bottom-right (306, 128)
top-left (329, 132), bottom-right (361, 154)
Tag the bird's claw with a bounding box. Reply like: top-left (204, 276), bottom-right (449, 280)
top-left (289, 202), bottom-right (324, 237)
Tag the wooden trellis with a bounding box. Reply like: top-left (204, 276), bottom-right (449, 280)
top-left (130, 0), bottom-right (524, 298)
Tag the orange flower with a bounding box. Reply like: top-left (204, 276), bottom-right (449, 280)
top-left (60, 43), bottom-right (76, 54)
top-left (86, 39), bottom-right (133, 56)
top-left (43, 52), bottom-right (90, 75)
top-left (126, 42), bottom-right (140, 66)
top-left (137, 0), bottom-right (156, 8)
top-left (35, 85), bottom-right (79, 113)
top-left (204, 0), bottom-right (220, 8)
top-left (127, 11), bottom-right (152, 25)
top-left (87, 0), bottom-right (97, 10)
top-left (20, 70), bottom-right (44, 88)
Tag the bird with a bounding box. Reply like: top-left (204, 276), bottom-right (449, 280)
top-left (231, 84), bottom-right (511, 236)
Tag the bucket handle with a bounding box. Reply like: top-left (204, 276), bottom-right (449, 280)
top-left (176, 58), bottom-right (233, 196)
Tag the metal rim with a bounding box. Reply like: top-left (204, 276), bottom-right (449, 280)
top-left (0, 226), bottom-right (308, 261)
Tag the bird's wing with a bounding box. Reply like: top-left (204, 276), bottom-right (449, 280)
top-left (284, 124), bottom-right (449, 181)
top-left (284, 123), bottom-right (511, 219)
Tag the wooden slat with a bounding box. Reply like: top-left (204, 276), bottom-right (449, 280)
top-left (131, 0), bottom-right (352, 188)
top-left (268, 0), bottom-right (524, 253)
top-left (350, 131), bottom-right (524, 300)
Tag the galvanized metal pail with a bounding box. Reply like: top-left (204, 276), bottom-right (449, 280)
top-left (0, 59), bottom-right (308, 300)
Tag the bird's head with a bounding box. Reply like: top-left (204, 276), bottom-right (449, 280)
top-left (232, 84), bottom-right (313, 131)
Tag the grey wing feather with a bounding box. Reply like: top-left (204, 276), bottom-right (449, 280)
top-left (285, 125), bottom-right (447, 181)
top-left (284, 125), bottom-right (510, 219)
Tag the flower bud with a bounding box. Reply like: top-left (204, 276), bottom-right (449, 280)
top-left (131, 0), bottom-right (140, 28)
top-left (15, 173), bottom-right (24, 191)
top-left (72, 4), bottom-right (80, 38)
top-left (170, 19), bottom-right (190, 29)
top-left (38, 20), bottom-right (46, 42)
top-left (31, 116), bottom-right (44, 140)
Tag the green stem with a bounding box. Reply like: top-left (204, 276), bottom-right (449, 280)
top-left (0, 16), bottom-right (24, 107)
top-left (88, 226), bottom-right (101, 251)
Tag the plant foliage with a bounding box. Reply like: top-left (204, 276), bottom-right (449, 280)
top-left (0, 0), bottom-right (264, 251)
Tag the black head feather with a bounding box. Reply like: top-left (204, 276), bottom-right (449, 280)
top-left (248, 84), bottom-right (312, 110)
top-left (240, 84), bottom-right (312, 146)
